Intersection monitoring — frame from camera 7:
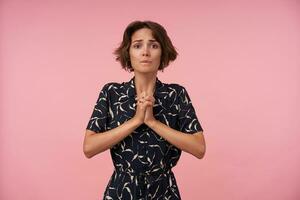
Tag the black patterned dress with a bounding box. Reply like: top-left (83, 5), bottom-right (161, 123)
top-left (86, 76), bottom-right (203, 200)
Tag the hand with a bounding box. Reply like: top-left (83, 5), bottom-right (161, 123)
top-left (133, 92), bottom-right (156, 126)
top-left (132, 92), bottom-right (150, 125)
top-left (143, 95), bottom-right (156, 126)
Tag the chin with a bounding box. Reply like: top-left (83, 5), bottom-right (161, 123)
top-left (133, 67), bottom-right (158, 74)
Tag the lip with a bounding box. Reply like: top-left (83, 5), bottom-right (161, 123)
top-left (140, 60), bottom-right (152, 63)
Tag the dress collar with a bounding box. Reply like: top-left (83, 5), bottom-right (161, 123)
top-left (125, 76), bottom-right (164, 98)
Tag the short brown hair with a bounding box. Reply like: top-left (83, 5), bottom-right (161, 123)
top-left (114, 20), bottom-right (178, 72)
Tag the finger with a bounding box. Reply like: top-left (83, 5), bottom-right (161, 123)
top-left (144, 99), bottom-right (154, 107)
top-left (135, 93), bottom-right (146, 100)
top-left (138, 99), bottom-right (146, 104)
top-left (144, 95), bottom-right (154, 100)
top-left (135, 95), bottom-right (144, 100)
top-left (141, 91), bottom-right (146, 98)
top-left (135, 94), bottom-right (144, 98)
top-left (137, 96), bottom-right (154, 104)
top-left (139, 98), bottom-right (152, 105)
top-left (144, 96), bottom-right (155, 104)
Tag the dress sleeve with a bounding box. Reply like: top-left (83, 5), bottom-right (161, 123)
top-left (177, 86), bottom-right (204, 134)
top-left (86, 83), bottom-right (110, 133)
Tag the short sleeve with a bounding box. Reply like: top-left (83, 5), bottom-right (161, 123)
top-left (86, 83), bottom-right (110, 133)
top-left (177, 86), bottom-right (203, 134)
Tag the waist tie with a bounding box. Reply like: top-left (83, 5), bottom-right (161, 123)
top-left (115, 167), bottom-right (172, 200)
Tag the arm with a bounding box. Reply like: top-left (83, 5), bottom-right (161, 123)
top-left (140, 88), bottom-right (206, 159)
top-left (146, 120), bottom-right (206, 159)
top-left (84, 90), bottom-right (149, 159)
top-left (83, 118), bottom-right (141, 158)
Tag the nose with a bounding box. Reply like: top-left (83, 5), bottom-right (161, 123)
top-left (142, 46), bottom-right (150, 56)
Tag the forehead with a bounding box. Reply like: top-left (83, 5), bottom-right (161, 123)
top-left (131, 28), bottom-right (156, 41)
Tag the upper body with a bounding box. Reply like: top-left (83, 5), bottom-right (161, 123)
top-left (86, 76), bottom-right (204, 172)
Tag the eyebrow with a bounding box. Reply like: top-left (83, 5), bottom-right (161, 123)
top-left (132, 39), bottom-right (158, 43)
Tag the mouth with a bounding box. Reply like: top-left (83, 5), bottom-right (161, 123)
top-left (140, 60), bottom-right (152, 64)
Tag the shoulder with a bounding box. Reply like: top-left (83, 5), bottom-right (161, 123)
top-left (99, 80), bottom-right (131, 95)
top-left (161, 81), bottom-right (187, 94)
top-left (160, 81), bottom-right (194, 103)
top-left (99, 81), bottom-right (123, 91)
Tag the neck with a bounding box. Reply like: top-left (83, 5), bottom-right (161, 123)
top-left (134, 72), bottom-right (157, 96)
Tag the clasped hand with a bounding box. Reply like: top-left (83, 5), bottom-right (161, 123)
top-left (134, 91), bottom-right (156, 126)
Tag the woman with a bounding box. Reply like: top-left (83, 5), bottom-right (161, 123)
top-left (83, 20), bottom-right (206, 200)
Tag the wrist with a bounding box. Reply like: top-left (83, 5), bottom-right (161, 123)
top-left (145, 119), bottom-right (158, 129)
top-left (131, 117), bottom-right (143, 126)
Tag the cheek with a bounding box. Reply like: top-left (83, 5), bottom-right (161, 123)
top-left (129, 50), bottom-right (138, 60)
top-left (156, 53), bottom-right (161, 62)
top-left (154, 51), bottom-right (162, 62)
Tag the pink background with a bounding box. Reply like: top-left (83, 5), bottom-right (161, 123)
top-left (1, 0), bottom-right (300, 199)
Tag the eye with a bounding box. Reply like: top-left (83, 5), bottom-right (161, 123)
top-left (133, 43), bottom-right (141, 49)
top-left (151, 43), bottom-right (160, 49)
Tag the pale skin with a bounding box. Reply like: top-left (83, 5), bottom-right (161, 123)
top-left (83, 28), bottom-right (206, 159)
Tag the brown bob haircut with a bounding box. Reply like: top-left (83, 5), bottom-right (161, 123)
top-left (114, 20), bottom-right (178, 72)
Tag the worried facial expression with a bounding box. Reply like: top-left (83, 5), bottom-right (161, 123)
top-left (129, 28), bottom-right (162, 73)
